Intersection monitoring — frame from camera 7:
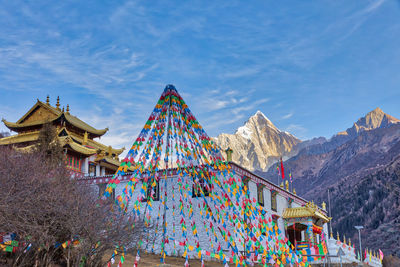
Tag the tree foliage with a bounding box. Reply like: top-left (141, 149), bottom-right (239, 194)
top-left (0, 124), bottom-right (146, 267)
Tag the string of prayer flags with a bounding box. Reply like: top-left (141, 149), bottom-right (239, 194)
top-left (103, 85), bottom-right (308, 266)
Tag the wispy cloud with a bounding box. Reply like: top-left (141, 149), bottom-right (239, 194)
top-left (0, 0), bottom-right (398, 144)
top-left (220, 67), bottom-right (261, 79)
top-left (285, 124), bottom-right (307, 140)
top-left (282, 112), bottom-right (293, 120)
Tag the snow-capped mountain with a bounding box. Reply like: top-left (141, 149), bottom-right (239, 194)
top-left (214, 111), bottom-right (300, 171)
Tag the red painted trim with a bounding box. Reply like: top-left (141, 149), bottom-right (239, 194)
top-left (77, 161), bottom-right (327, 216)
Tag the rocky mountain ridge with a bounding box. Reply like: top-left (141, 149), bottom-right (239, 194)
top-left (216, 107), bottom-right (400, 256)
top-left (297, 107), bottom-right (400, 156)
top-left (260, 108), bottom-right (400, 257)
top-left (214, 111), bottom-right (300, 171)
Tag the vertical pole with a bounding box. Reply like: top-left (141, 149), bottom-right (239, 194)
top-left (358, 229), bottom-right (362, 263)
top-left (328, 189), bottom-right (332, 237)
top-left (161, 87), bottom-right (173, 263)
top-left (277, 162), bottom-right (279, 186)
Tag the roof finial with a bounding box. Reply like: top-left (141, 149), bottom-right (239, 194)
top-left (293, 188), bottom-right (296, 195)
top-left (66, 104), bottom-right (70, 114)
top-left (330, 230), bottom-right (333, 239)
top-left (337, 231), bottom-right (340, 242)
top-left (62, 106), bottom-right (65, 112)
top-left (322, 201), bottom-right (326, 210)
top-left (56, 96), bottom-right (60, 110)
top-left (46, 95), bottom-right (50, 105)
top-left (285, 180), bottom-right (289, 191)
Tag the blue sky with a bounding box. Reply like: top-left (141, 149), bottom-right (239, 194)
top-left (0, 0), bottom-right (399, 151)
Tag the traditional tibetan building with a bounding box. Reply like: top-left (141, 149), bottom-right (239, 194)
top-left (79, 151), bottom-right (336, 264)
top-left (80, 156), bottom-right (382, 266)
top-left (0, 96), bottom-right (124, 178)
top-left (76, 84), bottom-right (382, 266)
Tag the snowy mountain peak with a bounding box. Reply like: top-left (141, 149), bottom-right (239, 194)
top-left (254, 110), bottom-right (272, 122)
top-left (236, 125), bottom-right (252, 140)
top-left (215, 111), bottom-right (301, 171)
top-left (337, 107), bottom-right (400, 137)
top-left (247, 110), bottom-right (277, 130)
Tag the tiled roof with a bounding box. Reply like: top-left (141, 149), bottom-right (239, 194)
top-left (283, 201), bottom-right (331, 222)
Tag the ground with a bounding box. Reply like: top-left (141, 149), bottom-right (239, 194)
top-left (105, 251), bottom-right (225, 267)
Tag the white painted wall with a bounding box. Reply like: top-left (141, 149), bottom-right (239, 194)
top-left (263, 188), bottom-right (271, 210)
top-left (97, 172), bottom-right (331, 260)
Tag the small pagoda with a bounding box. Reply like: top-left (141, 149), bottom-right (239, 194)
top-left (0, 96), bottom-right (125, 178)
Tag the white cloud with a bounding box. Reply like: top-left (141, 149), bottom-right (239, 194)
top-left (220, 67), bottom-right (260, 79)
top-left (282, 112), bottom-right (293, 119)
top-left (285, 124), bottom-right (307, 139)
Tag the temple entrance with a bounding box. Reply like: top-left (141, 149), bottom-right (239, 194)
top-left (286, 223), bottom-right (306, 248)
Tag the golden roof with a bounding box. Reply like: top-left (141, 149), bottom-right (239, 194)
top-left (0, 127), bottom-right (121, 157)
top-left (282, 201), bottom-right (331, 222)
top-left (2, 100), bottom-right (108, 137)
top-left (0, 131), bottom-right (40, 145)
top-left (58, 136), bottom-right (97, 156)
top-left (94, 154), bottom-right (125, 170)
top-left (65, 128), bottom-right (124, 156)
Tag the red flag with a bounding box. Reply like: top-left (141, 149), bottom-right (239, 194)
top-left (280, 158), bottom-right (285, 180)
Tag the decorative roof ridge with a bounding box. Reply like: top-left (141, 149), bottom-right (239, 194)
top-left (61, 112), bottom-right (108, 137)
top-left (66, 129), bottom-right (124, 155)
top-left (3, 97), bottom-right (108, 137)
top-left (0, 130), bottom-right (41, 145)
top-left (282, 204), bottom-right (331, 222)
top-left (16, 99), bottom-right (61, 124)
top-left (94, 154), bottom-right (123, 169)
top-left (59, 136), bottom-right (97, 155)
top-left (1, 130), bottom-right (40, 138)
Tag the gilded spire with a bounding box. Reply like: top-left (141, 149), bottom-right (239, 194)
top-left (62, 106), bottom-right (65, 112)
top-left (293, 188), bottom-right (296, 195)
top-left (349, 238), bottom-right (351, 246)
top-left (343, 235), bottom-right (346, 245)
top-left (330, 230), bottom-right (333, 239)
top-left (337, 232), bottom-right (340, 242)
top-left (322, 201), bottom-right (326, 210)
top-left (56, 96), bottom-right (60, 110)
top-left (280, 182), bottom-right (284, 188)
top-left (285, 180), bottom-right (289, 191)
top-left (66, 104), bottom-right (70, 114)
top-left (46, 95), bottom-right (50, 105)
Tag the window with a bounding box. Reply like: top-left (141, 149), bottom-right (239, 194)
top-left (192, 177), bottom-right (211, 197)
top-left (142, 179), bottom-right (160, 202)
top-left (271, 191), bottom-right (277, 212)
top-left (89, 162), bottom-right (96, 176)
top-left (257, 185), bottom-right (264, 207)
